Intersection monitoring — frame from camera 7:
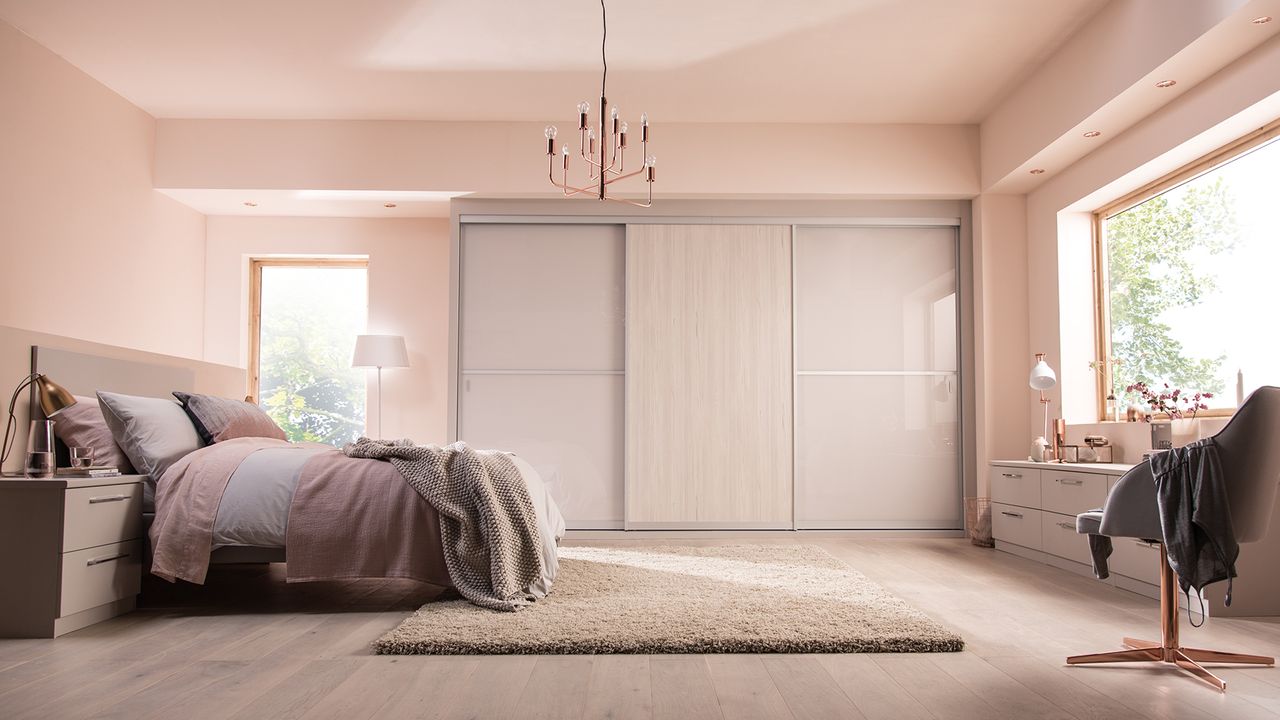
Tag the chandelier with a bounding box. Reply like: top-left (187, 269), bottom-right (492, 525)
top-left (544, 0), bottom-right (654, 207)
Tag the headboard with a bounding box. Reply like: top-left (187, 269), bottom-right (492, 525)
top-left (32, 346), bottom-right (196, 403)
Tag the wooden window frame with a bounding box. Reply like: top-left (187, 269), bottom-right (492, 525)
top-left (1092, 118), bottom-right (1280, 421)
top-left (247, 257), bottom-right (369, 403)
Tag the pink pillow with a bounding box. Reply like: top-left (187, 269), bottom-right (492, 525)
top-left (173, 392), bottom-right (287, 444)
top-left (51, 396), bottom-right (137, 472)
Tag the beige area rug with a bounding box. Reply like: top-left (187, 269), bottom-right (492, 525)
top-left (374, 544), bottom-right (963, 655)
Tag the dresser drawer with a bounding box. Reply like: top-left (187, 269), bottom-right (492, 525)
top-left (990, 466), bottom-right (1040, 508)
top-left (1040, 471), bottom-right (1108, 516)
top-left (59, 540), bottom-right (142, 618)
top-left (1109, 537), bottom-right (1163, 585)
top-left (62, 483), bottom-right (143, 552)
top-left (1041, 512), bottom-right (1093, 565)
top-left (992, 503), bottom-right (1042, 550)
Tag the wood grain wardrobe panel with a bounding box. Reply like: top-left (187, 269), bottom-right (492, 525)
top-left (625, 224), bottom-right (793, 526)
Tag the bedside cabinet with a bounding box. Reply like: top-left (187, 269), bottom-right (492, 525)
top-left (0, 476), bottom-right (145, 637)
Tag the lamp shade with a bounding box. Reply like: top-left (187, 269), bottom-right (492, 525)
top-left (1029, 355), bottom-right (1057, 391)
top-left (352, 335), bottom-right (410, 369)
top-left (34, 375), bottom-right (77, 417)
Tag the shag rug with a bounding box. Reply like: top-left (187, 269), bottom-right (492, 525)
top-left (374, 544), bottom-right (963, 655)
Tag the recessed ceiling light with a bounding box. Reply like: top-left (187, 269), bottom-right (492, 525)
top-left (1155, 79), bottom-right (1177, 88)
top-left (243, 201), bottom-right (258, 207)
top-left (1083, 130), bottom-right (1102, 138)
top-left (1251, 15), bottom-right (1272, 24)
top-left (383, 202), bottom-right (397, 208)
top-left (1029, 168), bottom-right (1045, 175)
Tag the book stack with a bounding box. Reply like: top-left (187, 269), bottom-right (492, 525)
top-left (55, 466), bottom-right (121, 478)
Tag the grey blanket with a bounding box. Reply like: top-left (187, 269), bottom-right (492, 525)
top-left (1152, 437), bottom-right (1238, 607)
top-left (343, 438), bottom-right (544, 611)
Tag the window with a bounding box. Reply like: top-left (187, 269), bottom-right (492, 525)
top-left (1095, 120), bottom-right (1280, 418)
top-left (249, 258), bottom-right (369, 445)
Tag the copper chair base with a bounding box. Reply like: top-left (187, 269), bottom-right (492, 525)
top-left (1066, 545), bottom-right (1275, 691)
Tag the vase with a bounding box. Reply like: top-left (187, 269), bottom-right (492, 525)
top-left (1150, 418), bottom-right (1203, 450)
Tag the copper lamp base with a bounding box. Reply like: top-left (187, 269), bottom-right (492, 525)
top-left (1067, 544), bottom-right (1274, 691)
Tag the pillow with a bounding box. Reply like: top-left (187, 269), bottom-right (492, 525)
top-left (97, 391), bottom-right (203, 479)
top-left (51, 396), bottom-right (137, 473)
top-left (173, 391), bottom-right (286, 444)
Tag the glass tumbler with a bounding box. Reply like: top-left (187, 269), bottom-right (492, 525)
top-left (25, 420), bottom-right (55, 478)
top-left (71, 446), bottom-right (95, 468)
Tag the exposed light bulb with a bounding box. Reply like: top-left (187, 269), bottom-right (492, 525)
top-left (645, 155), bottom-right (657, 167)
top-left (588, 127), bottom-right (596, 140)
top-left (620, 121), bottom-right (629, 134)
top-left (544, 125), bottom-right (558, 140)
top-left (640, 112), bottom-right (648, 126)
top-left (562, 144), bottom-right (570, 156)
top-left (578, 101), bottom-right (591, 114)
top-left (610, 106), bottom-right (619, 120)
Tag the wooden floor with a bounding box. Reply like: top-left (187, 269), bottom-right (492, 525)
top-left (3, 537), bottom-right (1280, 719)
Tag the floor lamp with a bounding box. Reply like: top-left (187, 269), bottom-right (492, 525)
top-left (352, 334), bottom-right (409, 440)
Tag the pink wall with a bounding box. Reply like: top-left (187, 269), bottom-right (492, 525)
top-left (154, 120), bottom-right (980, 199)
top-left (0, 21), bottom-right (207, 360)
top-left (203, 216), bottom-right (452, 444)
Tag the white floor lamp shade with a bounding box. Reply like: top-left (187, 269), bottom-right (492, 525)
top-left (352, 334), bottom-right (410, 439)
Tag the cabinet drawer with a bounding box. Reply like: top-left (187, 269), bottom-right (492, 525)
top-left (1041, 512), bottom-right (1093, 565)
top-left (992, 503), bottom-right (1042, 550)
top-left (1109, 537), bottom-right (1163, 585)
top-left (1040, 471), bottom-right (1108, 516)
top-left (990, 467), bottom-right (1040, 508)
top-left (63, 484), bottom-right (143, 553)
top-left (59, 540), bottom-right (141, 618)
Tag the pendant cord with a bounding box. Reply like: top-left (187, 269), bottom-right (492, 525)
top-left (600, 0), bottom-right (607, 99)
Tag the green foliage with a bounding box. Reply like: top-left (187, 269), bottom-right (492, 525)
top-left (258, 270), bottom-right (365, 446)
top-left (1106, 178), bottom-right (1238, 405)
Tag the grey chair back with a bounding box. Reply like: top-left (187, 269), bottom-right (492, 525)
top-left (1214, 385), bottom-right (1280, 543)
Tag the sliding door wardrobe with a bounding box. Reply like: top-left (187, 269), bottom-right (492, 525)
top-left (457, 223), bottom-right (625, 529)
top-left (793, 225), bottom-right (962, 530)
top-left (455, 215), bottom-right (962, 531)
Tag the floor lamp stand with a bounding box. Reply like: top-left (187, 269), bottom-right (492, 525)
top-left (374, 365), bottom-right (383, 440)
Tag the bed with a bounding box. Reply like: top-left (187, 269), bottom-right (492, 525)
top-left (32, 345), bottom-right (565, 604)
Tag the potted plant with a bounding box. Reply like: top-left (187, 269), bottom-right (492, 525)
top-left (1125, 381), bottom-right (1212, 448)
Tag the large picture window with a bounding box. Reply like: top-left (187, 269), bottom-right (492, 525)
top-left (1095, 121), bottom-right (1280, 418)
top-left (248, 258), bottom-right (369, 445)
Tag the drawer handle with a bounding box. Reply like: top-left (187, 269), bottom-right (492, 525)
top-left (1000, 511), bottom-right (1024, 519)
top-left (1000, 473), bottom-right (1023, 478)
top-left (86, 552), bottom-right (130, 567)
top-left (1056, 478), bottom-right (1084, 486)
top-left (89, 494), bottom-right (131, 504)
top-left (1057, 522), bottom-right (1075, 530)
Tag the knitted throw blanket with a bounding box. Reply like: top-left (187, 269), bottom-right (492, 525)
top-left (343, 439), bottom-right (544, 611)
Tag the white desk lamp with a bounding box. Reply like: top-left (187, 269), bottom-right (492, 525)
top-left (352, 334), bottom-right (409, 439)
top-left (1029, 353), bottom-right (1058, 459)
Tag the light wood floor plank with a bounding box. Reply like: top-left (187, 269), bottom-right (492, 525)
top-left (650, 656), bottom-right (724, 720)
top-left (582, 654), bottom-right (653, 720)
top-left (816, 654), bottom-right (933, 720)
top-left (706, 654), bottom-right (795, 720)
top-left (760, 654), bottom-right (866, 720)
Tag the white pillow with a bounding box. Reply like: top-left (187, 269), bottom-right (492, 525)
top-left (97, 391), bottom-right (203, 480)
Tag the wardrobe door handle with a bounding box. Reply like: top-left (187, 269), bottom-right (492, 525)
top-left (1057, 522), bottom-right (1075, 530)
top-left (1001, 511), bottom-right (1024, 519)
top-left (1056, 478), bottom-right (1084, 486)
top-left (1001, 473), bottom-right (1022, 479)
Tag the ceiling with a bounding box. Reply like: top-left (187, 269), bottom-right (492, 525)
top-left (0, 0), bottom-right (1110, 123)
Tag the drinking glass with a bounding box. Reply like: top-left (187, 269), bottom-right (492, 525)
top-left (71, 446), bottom-right (95, 468)
top-left (25, 420), bottom-right (55, 478)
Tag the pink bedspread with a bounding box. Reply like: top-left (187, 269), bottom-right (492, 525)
top-left (149, 438), bottom-right (450, 587)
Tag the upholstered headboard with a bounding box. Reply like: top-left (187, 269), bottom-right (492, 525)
top-left (32, 346), bottom-right (196, 403)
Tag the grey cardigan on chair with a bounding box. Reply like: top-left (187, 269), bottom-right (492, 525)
top-left (1067, 385), bottom-right (1280, 691)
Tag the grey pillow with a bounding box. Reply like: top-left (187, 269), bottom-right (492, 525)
top-left (97, 391), bottom-right (204, 480)
top-left (173, 392), bottom-right (286, 444)
top-left (51, 396), bottom-right (137, 473)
